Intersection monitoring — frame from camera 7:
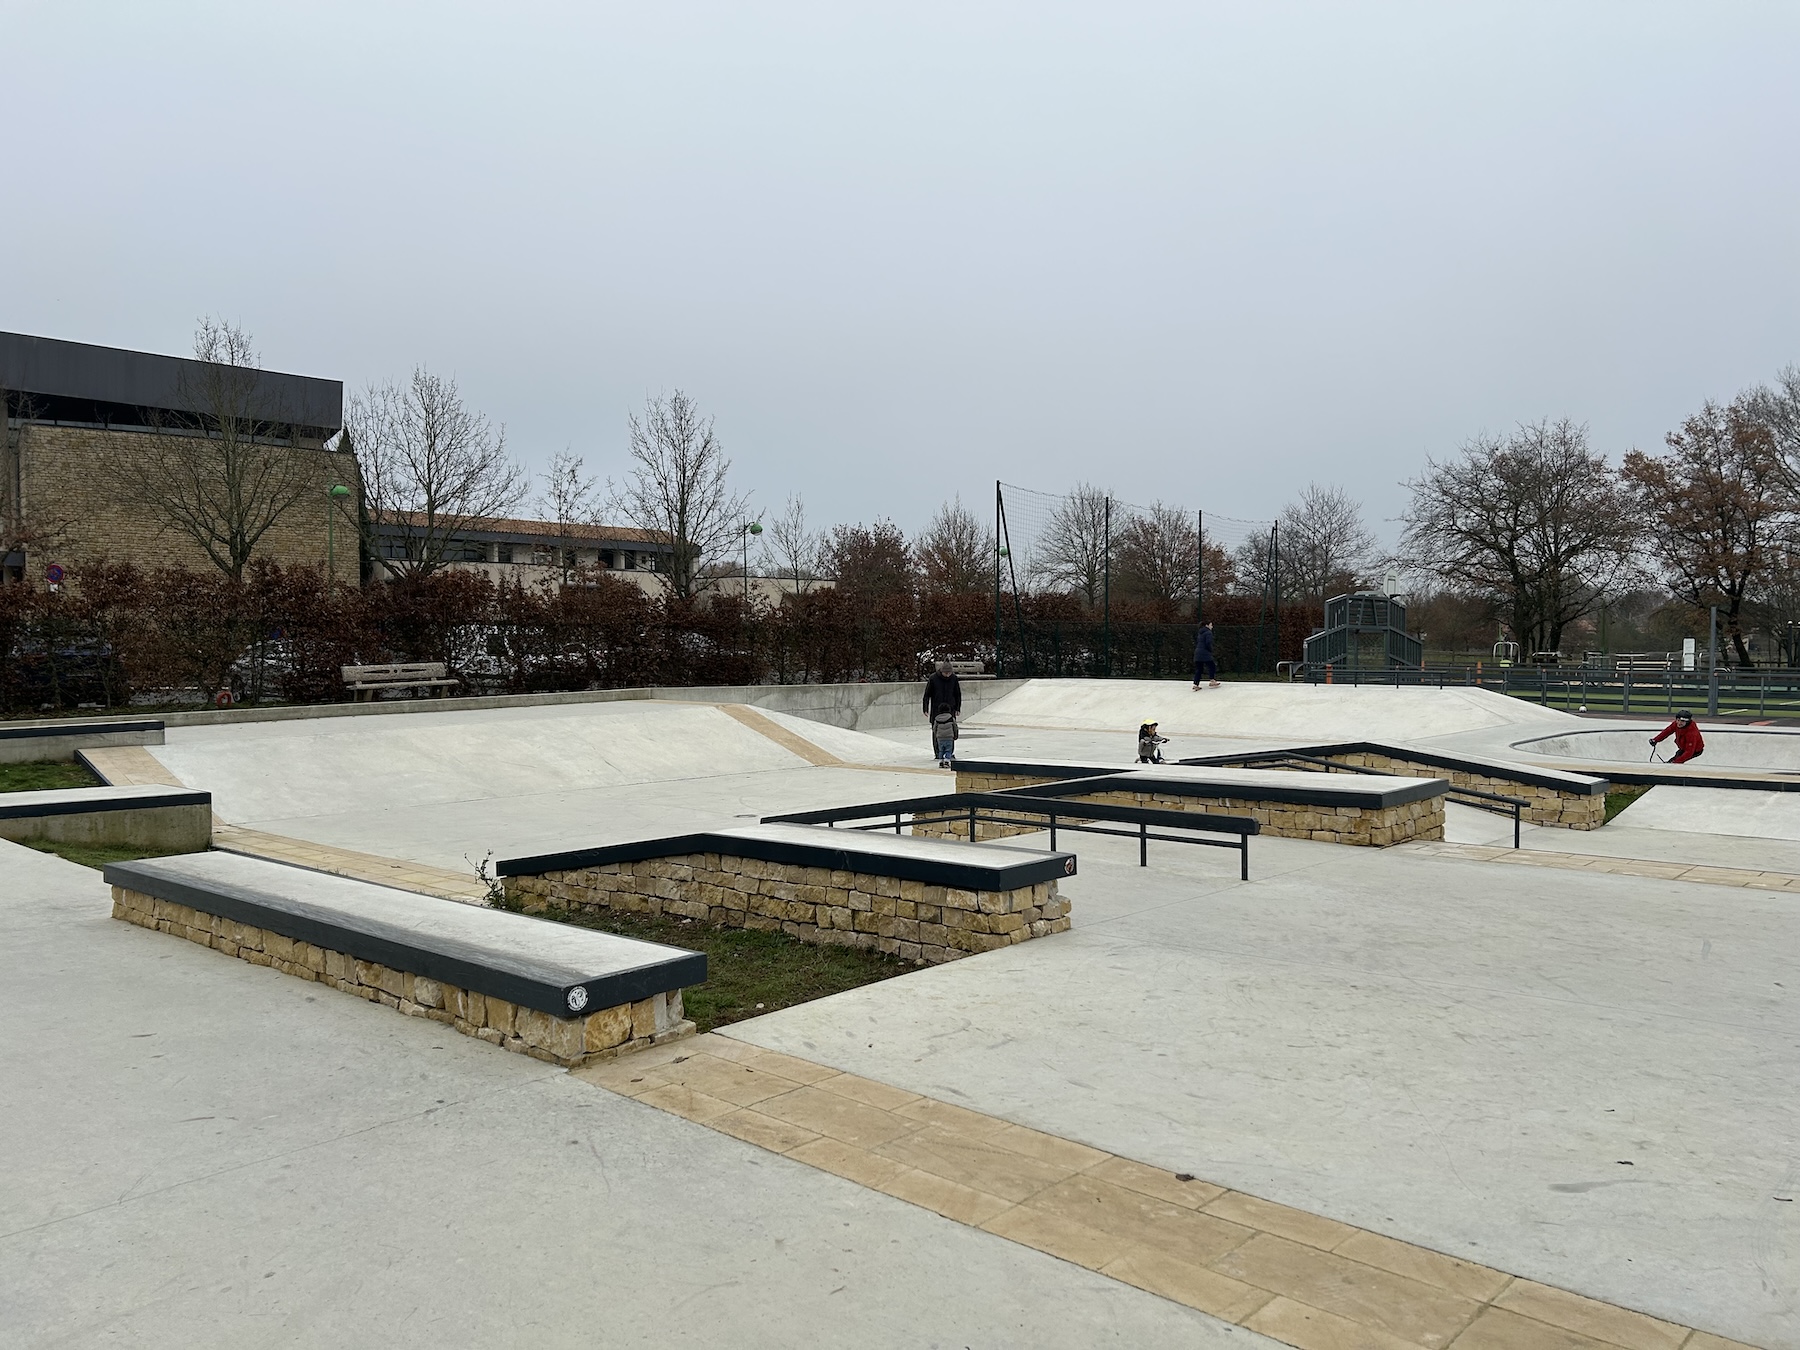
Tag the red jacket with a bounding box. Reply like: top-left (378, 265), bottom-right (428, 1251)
top-left (1652, 719), bottom-right (1705, 761)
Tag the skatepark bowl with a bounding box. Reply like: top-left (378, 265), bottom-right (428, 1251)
top-left (5, 678), bottom-right (1794, 1350)
top-left (1518, 725), bottom-right (1800, 771)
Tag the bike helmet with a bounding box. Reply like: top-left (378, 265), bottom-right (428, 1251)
top-left (1676, 709), bottom-right (1692, 721)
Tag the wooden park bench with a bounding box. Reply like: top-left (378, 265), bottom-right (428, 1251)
top-left (341, 662), bottom-right (460, 702)
top-left (944, 660), bottom-right (993, 680)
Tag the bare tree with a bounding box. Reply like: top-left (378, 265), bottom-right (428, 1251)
top-left (760, 494), bottom-right (824, 595)
top-left (1032, 483), bottom-right (1111, 607)
top-left (915, 496), bottom-right (993, 596)
top-left (1745, 363), bottom-right (1800, 485)
top-left (347, 368), bottom-right (526, 579)
top-left (610, 391), bottom-right (747, 600)
top-left (538, 448), bottom-right (599, 583)
top-left (107, 319), bottom-right (324, 581)
top-left (1399, 419), bottom-right (1640, 654)
top-left (1623, 398), bottom-right (1788, 666)
top-left (1114, 503), bottom-right (1198, 607)
top-left (1230, 527), bottom-right (1279, 598)
top-left (1279, 484), bottom-right (1377, 602)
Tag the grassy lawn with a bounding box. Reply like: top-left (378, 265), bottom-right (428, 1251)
top-left (1604, 785), bottom-right (1652, 824)
top-left (22, 840), bottom-right (197, 870)
top-left (0, 759), bottom-right (101, 793)
top-left (528, 905), bottom-right (915, 1033)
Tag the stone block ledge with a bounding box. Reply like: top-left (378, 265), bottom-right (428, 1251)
top-left (502, 823), bottom-right (1074, 966)
top-left (105, 852), bottom-right (705, 1068)
top-left (1180, 740), bottom-right (1609, 830)
top-left (497, 821), bottom-right (1076, 892)
top-left (955, 764), bottom-right (1447, 847)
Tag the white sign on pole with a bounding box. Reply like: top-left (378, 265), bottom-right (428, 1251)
top-left (1682, 637), bottom-right (1696, 671)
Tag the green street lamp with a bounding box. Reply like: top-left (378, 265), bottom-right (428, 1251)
top-left (326, 484), bottom-right (352, 581)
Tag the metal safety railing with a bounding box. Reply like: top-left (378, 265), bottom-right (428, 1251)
top-left (763, 790), bottom-right (1257, 878)
top-left (1291, 662), bottom-right (1800, 719)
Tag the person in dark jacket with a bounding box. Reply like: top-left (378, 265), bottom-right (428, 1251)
top-left (923, 660), bottom-right (963, 768)
top-left (1650, 710), bottom-right (1705, 764)
top-left (1192, 621), bottom-right (1220, 690)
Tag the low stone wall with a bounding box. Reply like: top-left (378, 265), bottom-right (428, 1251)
top-left (952, 771), bottom-right (1444, 847)
top-left (111, 885), bottom-right (692, 1067)
top-left (1321, 752), bottom-right (1604, 829)
top-left (503, 852), bottom-right (1070, 965)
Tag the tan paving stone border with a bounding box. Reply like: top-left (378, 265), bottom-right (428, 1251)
top-left (211, 824), bottom-right (493, 904)
top-left (576, 1034), bottom-right (1760, 1350)
top-left (715, 701), bottom-right (947, 776)
top-left (79, 745), bottom-right (186, 788)
top-left (1402, 840), bottom-right (1800, 893)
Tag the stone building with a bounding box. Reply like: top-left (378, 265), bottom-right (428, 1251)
top-left (371, 512), bottom-right (676, 592)
top-left (1, 331), bottom-right (354, 584)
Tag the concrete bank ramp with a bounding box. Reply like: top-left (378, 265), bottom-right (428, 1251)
top-left (1616, 784), bottom-right (1800, 840)
top-left (1519, 725), bottom-right (1800, 771)
top-left (973, 678), bottom-right (1579, 744)
top-left (153, 701), bottom-right (902, 824)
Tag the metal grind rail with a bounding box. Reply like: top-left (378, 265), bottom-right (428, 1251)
top-left (1178, 750), bottom-right (1528, 849)
top-left (763, 791), bottom-right (1257, 878)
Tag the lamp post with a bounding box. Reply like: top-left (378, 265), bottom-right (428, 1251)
top-left (326, 484), bottom-right (351, 582)
top-left (741, 519), bottom-right (763, 601)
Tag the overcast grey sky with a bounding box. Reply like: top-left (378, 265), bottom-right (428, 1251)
top-left (6, 2), bottom-right (1797, 544)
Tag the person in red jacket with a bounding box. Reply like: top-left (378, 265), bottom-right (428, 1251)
top-left (1650, 710), bottom-right (1705, 763)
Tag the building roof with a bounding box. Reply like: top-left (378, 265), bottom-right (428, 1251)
top-left (380, 511), bottom-right (673, 549)
top-left (0, 331), bottom-right (343, 436)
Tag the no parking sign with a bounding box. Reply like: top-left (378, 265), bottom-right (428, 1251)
top-left (46, 562), bottom-right (64, 591)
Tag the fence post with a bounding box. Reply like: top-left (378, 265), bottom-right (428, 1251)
top-left (1102, 495), bottom-right (1112, 678)
top-left (1708, 605), bottom-right (1719, 716)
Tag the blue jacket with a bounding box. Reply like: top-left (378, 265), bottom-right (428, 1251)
top-left (1194, 626), bottom-right (1214, 659)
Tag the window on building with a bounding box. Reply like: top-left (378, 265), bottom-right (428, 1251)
top-left (497, 543), bottom-right (514, 564)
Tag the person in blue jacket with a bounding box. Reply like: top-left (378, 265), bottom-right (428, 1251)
top-left (1192, 620), bottom-right (1220, 690)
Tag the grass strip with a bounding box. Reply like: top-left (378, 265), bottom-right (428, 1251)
top-left (1604, 784), bottom-right (1652, 823)
top-left (22, 840), bottom-right (194, 870)
top-left (0, 759), bottom-right (101, 793)
top-left (526, 905), bottom-right (914, 1033)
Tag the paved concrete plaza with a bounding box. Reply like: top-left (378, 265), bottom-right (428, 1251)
top-left (3, 843), bottom-right (1237, 1348)
top-left (5, 679), bottom-right (1794, 1347)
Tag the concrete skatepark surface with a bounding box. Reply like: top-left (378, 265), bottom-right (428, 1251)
top-left (729, 828), bottom-right (1798, 1347)
top-left (970, 678), bottom-right (1580, 743)
top-left (2, 842), bottom-right (1249, 1349)
top-left (150, 701), bottom-right (941, 872)
top-left (13, 678), bottom-right (1798, 1346)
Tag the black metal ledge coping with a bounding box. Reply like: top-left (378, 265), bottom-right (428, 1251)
top-left (497, 822), bottom-right (1076, 891)
top-left (1180, 741), bottom-right (1609, 795)
top-left (104, 854), bottom-right (705, 1020)
top-left (952, 759), bottom-right (1446, 811)
top-left (0, 784), bottom-right (209, 820)
top-left (0, 718), bottom-right (164, 741)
